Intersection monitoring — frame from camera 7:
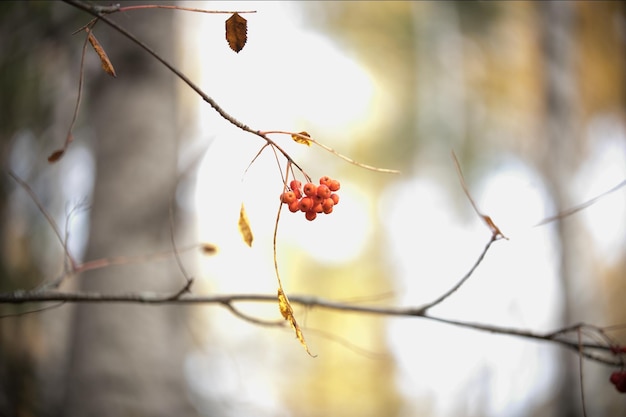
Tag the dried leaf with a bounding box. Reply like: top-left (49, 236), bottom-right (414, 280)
top-left (225, 13), bottom-right (247, 53)
top-left (238, 203), bottom-right (253, 247)
top-left (278, 288), bottom-right (315, 356)
top-left (199, 243), bottom-right (218, 255)
top-left (87, 29), bottom-right (117, 77)
top-left (47, 149), bottom-right (65, 163)
top-left (291, 131), bottom-right (312, 146)
top-left (482, 215), bottom-right (507, 240)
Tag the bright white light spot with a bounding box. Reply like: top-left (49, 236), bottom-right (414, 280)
top-left (475, 157), bottom-right (550, 236)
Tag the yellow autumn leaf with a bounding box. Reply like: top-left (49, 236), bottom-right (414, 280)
top-left (291, 131), bottom-right (312, 146)
top-left (278, 288), bottom-right (315, 357)
top-left (238, 203), bottom-right (253, 247)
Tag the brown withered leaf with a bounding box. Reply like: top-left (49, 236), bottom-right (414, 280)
top-left (199, 243), bottom-right (218, 255)
top-left (291, 131), bottom-right (312, 146)
top-left (87, 29), bottom-right (117, 77)
top-left (278, 288), bottom-right (315, 356)
top-left (238, 203), bottom-right (253, 247)
top-left (225, 13), bottom-right (247, 53)
top-left (47, 149), bottom-right (65, 163)
top-left (482, 215), bottom-right (507, 240)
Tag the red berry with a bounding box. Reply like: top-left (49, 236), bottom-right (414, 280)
top-left (298, 196), bottom-right (314, 212)
top-left (610, 371), bottom-right (626, 393)
top-left (611, 345), bottom-right (626, 354)
top-left (316, 184), bottom-right (331, 199)
top-left (329, 180), bottom-right (340, 192)
top-left (293, 188), bottom-right (303, 199)
top-left (305, 210), bottom-right (317, 221)
top-left (313, 203), bottom-right (323, 213)
top-left (330, 193), bottom-right (340, 205)
top-left (303, 182), bottom-right (317, 197)
top-left (280, 191), bottom-right (297, 204)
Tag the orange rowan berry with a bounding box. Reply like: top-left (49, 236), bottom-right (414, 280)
top-left (293, 188), bottom-right (302, 199)
top-left (305, 210), bottom-right (317, 221)
top-left (280, 191), bottom-right (297, 204)
top-left (303, 182), bottom-right (317, 197)
top-left (290, 180), bottom-right (302, 191)
top-left (313, 203), bottom-right (324, 213)
top-left (288, 199), bottom-right (300, 212)
top-left (322, 198), bottom-right (334, 212)
top-left (330, 193), bottom-right (340, 205)
top-left (316, 184), bottom-right (331, 199)
top-left (298, 196), bottom-right (314, 212)
top-left (323, 205), bottom-right (334, 214)
top-left (329, 180), bottom-right (340, 192)
top-left (319, 176), bottom-right (332, 186)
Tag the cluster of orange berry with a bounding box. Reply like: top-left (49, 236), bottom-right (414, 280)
top-left (280, 176), bottom-right (340, 221)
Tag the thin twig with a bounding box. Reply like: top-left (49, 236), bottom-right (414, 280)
top-left (0, 302), bottom-right (67, 318)
top-left (452, 150), bottom-right (507, 239)
top-left (262, 130), bottom-right (401, 174)
top-left (169, 202), bottom-right (194, 293)
top-left (578, 328), bottom-right (588, 417)
top-left (221, 302), bottom-right (284, 327)
top-left (74, 244), bottom-right (204, 274)
top-left (8, 171), bottom-right (76, 270)
top-left (416, 234), bottom-right (498, 313)
top-left (535, 178), bottom-right (626, 227)
top-left (117, 5), bottom-right (257, 15)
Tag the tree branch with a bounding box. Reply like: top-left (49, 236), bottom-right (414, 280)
top-left (0, 289), bottom-right (620, 366)
top-left (61, 0), bottom-right (307, 174)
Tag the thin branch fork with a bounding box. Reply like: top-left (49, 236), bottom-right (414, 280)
top-left (61, 0), bottom-right (307, 174)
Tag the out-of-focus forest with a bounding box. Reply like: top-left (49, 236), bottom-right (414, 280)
top-left (1, 1), bottom-right (625, 417)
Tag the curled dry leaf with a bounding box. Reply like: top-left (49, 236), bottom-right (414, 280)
top-left (278, 288), bottom-right (315, 356)
top-left (87, 29), bottom-right (117, 77)
top-left (238, 203), bottom-right (253, 247)
top-left (291, 131), bottom-right (312, 147)
top-left (225, 13), bottom-right (247, 53)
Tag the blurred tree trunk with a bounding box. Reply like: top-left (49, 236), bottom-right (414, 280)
top-left (0, 3), bottom-right (81, 415)
top-left (537, 2), bottom-right (585, 416)
top-left (63, 5), bottom-right (197, 416)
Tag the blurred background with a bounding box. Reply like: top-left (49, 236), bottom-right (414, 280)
top-left (1, 1), bottom-right (625, 416)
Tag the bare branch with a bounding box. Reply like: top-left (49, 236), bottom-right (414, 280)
top-left (452, 151), bottom-right (507, 239)
top-left (8, 171), bottom-right (76, 271)
top-left (535, 178), bottom-right (626, 227)
top-left (262, 130), bottom-right (401, 174)
top-left (416, 234), bottom-right (499, 313)
top-left (116, 5), bottom-right (257, 15)
top-left (0, 289), bottom-right (621, 365)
